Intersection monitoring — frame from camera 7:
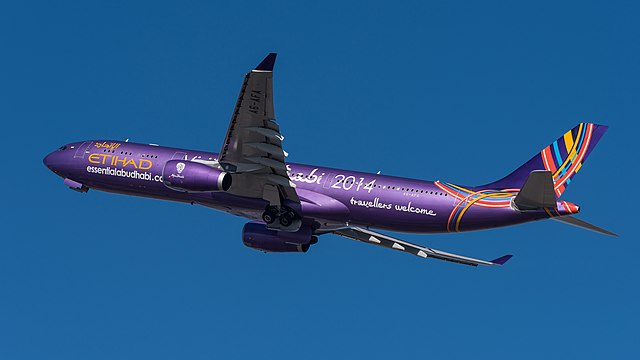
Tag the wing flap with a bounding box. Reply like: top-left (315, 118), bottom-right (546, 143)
top-left (246, 142), bottom-right (287, 159)
top-left (245, 156), bottom-right (288, 171)
top-left (246, 126), bottom-right (284, 141)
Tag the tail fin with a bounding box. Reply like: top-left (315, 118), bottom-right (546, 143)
top-left (483, 123), bottom-right (608, 197)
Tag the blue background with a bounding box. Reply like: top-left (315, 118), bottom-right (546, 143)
top-left (1, 1), bottom-right (637, 358)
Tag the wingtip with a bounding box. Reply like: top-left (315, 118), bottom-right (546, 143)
top-left (491, 254), bottom-right (513, 265)
top-left (255, 53), bottom-right (277, 71)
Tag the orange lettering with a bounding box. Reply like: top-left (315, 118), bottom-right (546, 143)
top-left (100, 154), bottom-right (110, 165)
top-left (88, 153), bottom-right (101, 164)
top-left (123, 158), bottom-right (137, 168)
top-left (115, 157), bottom-right (127, 167)
top-left (139, 159), bottom-right (153, 170)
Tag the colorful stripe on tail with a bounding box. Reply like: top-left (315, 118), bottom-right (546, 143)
top-left (481, 123), bottom-right (608, 197)
top-left (541, 123), bottom-right (597, 196)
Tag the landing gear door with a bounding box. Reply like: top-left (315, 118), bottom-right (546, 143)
top-left (74, 141), bottom-right (93, 159)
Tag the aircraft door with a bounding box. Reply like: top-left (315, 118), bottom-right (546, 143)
top-left (171, 152), bottom-right (188, 160)
top-left (74, 141), bottom-right (93, 159)
top-left (322, 173), bottom-right (335, 189)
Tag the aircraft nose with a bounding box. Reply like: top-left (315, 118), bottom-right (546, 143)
top-left (43, 148), bottom-right (65, 173)
top-left (43, 152), bottom-right (55, 170)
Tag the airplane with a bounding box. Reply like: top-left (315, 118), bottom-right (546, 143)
top-left (43, 53), bottom-right (616, 267)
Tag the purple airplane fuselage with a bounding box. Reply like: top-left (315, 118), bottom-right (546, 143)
top-left (43, 139), bottom-right (570, 234)
top-left (42, 54), bottom-right (612, 266)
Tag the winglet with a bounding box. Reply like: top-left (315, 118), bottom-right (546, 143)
top-left (490, 254), bottom-right (513, 265)
top-left (255, 53), bottom-right (277, 71)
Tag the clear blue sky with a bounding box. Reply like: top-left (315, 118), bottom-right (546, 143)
top-left (1, 1), bottom-right (638, 358)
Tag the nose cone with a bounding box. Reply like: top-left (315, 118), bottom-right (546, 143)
top-left (43, 148), bottom-right (67, 175)
top-left (43, 152), bottom-right (55, 170)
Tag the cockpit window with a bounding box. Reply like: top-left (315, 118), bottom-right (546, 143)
top-left (58, 146), bottom-right (67, 151)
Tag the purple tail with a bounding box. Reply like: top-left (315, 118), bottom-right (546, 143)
top-left (482, 123), bottom-right (608, 197)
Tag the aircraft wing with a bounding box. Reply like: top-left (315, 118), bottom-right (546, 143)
top-left (332, 227), bottom-right (512, 267)
top-left (217, 53), bottom-right (298, 204)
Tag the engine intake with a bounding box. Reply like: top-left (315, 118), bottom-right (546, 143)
top-left (243, 222), bottom-right (315, 253)
top-left (162, 160), bottom-right (231, 192)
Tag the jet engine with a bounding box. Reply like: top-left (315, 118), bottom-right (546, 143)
top-left (162, 160), bottom-right (231, 192)
top-left (242, 222), bottom-right (317, 253)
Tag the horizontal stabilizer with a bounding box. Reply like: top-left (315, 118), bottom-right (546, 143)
top-left (552, 216), bottom-right (618, 236)
top-left (513, 170), bottom-right (556, 211)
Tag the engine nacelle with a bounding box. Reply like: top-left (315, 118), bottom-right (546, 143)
top-left (242, 222), bottom-right (315, 253)
top-left (162, 160), bottom-right (231, 192)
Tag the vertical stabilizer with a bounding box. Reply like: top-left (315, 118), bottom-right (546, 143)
top-left (483, 123), bottom-right (608, 197)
